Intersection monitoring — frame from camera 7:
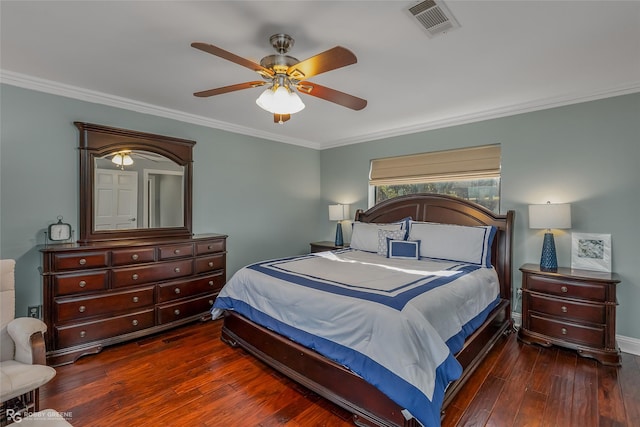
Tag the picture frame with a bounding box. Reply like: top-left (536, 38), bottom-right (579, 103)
top-left (571, 233), bottom-right (611, 272)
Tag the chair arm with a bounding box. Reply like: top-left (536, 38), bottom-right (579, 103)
top-left (7, 317), bottom-right (48, 365)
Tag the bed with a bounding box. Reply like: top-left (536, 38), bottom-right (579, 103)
top-left (212, 194), bottom-right (514, 427)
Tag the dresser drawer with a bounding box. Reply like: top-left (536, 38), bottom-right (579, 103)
top-left (54, 271), bottom-right (108, 296)
top-left (112, 259), bottom-right (193, 288)
top-left (158, 243), bottom-right (194, 260)
top-left (111, 247), bottom-right (156, 266)
top-left (157, 294), bottom-right (216, 325)
top-left (196, 239), bottom-right (225, 255)
top-left (53, 251), bottom-right (109, 271)
top-left (55, 309), bottom-right (155, 348)
top-left (195, 254), bottom-right (225, 274)
top-left (55, 286), bottom-right (155, 322)
top-left (529, 313), bottom-right (605, 348)
top-left (526, 274), bottom-right (606, 302)
top-left (527, 293), bottom-right (606, 324)
top-left (157, 272), bottom-right (225, 303)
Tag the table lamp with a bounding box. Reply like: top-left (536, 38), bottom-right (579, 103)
top-left (529, 202), bottom-right (571, 271)
top-left (328, 204), bottom-right (349, 246)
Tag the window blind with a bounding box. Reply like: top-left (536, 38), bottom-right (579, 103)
top-left (369, 144), bottom-right (501, 186)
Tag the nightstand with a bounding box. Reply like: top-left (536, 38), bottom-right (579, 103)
top-left (310, 241), bottom-right (348, 253)
top-left (518, 263), bottom-right (621, 366)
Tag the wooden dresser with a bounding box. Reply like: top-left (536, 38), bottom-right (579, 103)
top-left (40, 233), bottom-right (227, 366)
top-left (518, 263), bottom-right (621, 366)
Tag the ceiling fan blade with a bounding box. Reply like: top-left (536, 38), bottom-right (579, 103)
top-left (191, 42), bottom-right (274, 78)
top-left (194, 81), bottom-right (267, 98)
top-left (274, 114), bottom-right (291, 124)
top-left (296, 82), bottom-right (367, 111)
top-left (287, 46), bottom-right (357, 80)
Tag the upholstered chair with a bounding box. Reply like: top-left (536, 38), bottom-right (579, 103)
top-left (1, 259), bottom-right (56, 420)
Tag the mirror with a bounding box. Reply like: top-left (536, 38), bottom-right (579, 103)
top-left (76, 122), bottom-right (195, 243)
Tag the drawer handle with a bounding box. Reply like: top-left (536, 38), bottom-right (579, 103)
top-left (561, 306), bottom-right (568, 313)
top-left (561, 327), bottom-right (568, 335)
top-left (174, 249), bottom-right (181, 255)
top-left (208, 261), bottom-right (214, 267)
top-left (208, 280), bottom-right (214, 286)
top-left (132, 319), bottom-right (139, 326)
top-left (208, 245), bottom-right (213, 250)
top-left (78, 280), bottom-right (87, 288)
top-left (79, 258), bottom-right (87, 265)
top-left (174, 267), bottom-right (181, 273)
top-left (132, 296), bottom-right (139, 303)
top-left (560, 286), bottom-right (568, 293)
top-left (132, 254), bottom-right (139, 260)
top-left (174, 288), bottom-right (181, 294)
top-left (132, 273), bottom-right (139, 280)
top-left (80, 330), bottom-right (86, 338)
top-left (78, 305), bottom-right (86, 313)
top-left (209, 299), bottom-right (214, 305)
top-left (174, 309), bottom-right (180, 316)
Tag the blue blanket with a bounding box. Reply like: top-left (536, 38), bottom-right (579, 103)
top-left (213, 249), bottom-right (500, 426)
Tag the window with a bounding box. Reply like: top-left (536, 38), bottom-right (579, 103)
top-left (369, 145), bottom-right (501, 213)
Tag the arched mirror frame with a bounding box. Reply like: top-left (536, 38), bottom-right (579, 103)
top-left (76, 122), bottom-right (195, 243)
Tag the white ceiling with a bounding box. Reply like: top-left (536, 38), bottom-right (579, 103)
top-left (1, 1), bottom-right (639, 150)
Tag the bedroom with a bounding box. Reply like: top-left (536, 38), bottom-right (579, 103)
top-left (1, 1), bottom-right (639, 426)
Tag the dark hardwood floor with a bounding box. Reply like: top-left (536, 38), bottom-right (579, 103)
top-left (40, 319), bottom-right (640, 427)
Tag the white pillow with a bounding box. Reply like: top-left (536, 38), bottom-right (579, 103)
top-left (377, 229), bottom-right (407, 256)
top-left (350, 221), bottom-right (405, 253)
top-left (408, 221), bottom-right (497, 266)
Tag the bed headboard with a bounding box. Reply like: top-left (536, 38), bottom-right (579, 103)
top-left (355, 193), bottom-right (515, 302)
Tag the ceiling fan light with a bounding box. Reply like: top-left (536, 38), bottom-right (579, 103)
top-left (122, 154), bottom-right (134, 166)
top-left (111, 153), bottom-right (123, 165)
top-left (111, 152), bottom-right (134, 168)
top-left (256, 86), bottom-right (305, 115)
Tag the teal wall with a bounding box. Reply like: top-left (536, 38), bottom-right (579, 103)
top-left (2, 83), bottom-right (639, 343)
top-left (320, 92), bottom-right (640, 340)
top-left (0, 84), bottom-right (321, 316)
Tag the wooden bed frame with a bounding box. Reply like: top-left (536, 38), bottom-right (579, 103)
top-left (220, 194), bottom-right (515, 427)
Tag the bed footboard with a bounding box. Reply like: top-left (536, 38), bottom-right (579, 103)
top-left (221, 311), bottom-right (419, 427)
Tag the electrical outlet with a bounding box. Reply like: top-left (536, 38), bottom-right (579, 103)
top-left (28, 305), bottom-right (41, 319)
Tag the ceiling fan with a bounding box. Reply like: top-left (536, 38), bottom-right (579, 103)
top-left (191, 34), bottom-right (367, 124)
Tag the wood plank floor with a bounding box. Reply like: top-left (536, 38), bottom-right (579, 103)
top-left (40, 319), bottom-right (640, 426)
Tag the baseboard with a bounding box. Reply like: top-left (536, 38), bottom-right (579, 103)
top-left (617, 335), bottom-right (640, 356)
top-left (511, 311), bottom-right (639, 357)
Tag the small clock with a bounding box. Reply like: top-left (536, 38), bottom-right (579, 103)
top-left (48, 216), bottom-right (72, 241)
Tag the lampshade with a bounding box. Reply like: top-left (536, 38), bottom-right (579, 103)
top-left (328, 204), bottom-right (349, 221)
top-left (111, 152), bottom-right (134, 168)
top-left (529, 203), bottom-right (571, 230)
top-left (256, 85), bottom-right (305, 115)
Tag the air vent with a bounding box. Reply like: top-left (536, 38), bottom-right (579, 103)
top-left (408, 0), bottom-right (460, 38)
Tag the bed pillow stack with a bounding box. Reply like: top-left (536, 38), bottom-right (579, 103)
top-left (350, 218), bottom-right (410, 253)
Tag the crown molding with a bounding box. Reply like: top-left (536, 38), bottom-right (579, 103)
top-left (323, 81), bottom-right (640, 149)
top-left (2, 69), bottom-right (638, 151)
top-left (0, 70), bottom-right (321, 150)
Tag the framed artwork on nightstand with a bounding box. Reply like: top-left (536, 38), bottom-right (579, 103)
top-left (571, 232), bottom-right (611, 272)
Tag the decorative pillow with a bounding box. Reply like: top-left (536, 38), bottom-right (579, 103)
top-left (408, 221), bottom-right (497, 267)
top-left (350, 222), bottom-right (404, 253)
top-left (387, 239), bottom-right (420, 260)
top-left (377, 229), bottom-right (407, 256)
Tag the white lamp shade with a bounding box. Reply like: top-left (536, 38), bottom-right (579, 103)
top-left (529, 203), bottom-right (571, 229)
top-left (256, 86), bottom-right (305, 114)
top-left (329, 204), bottom-right (349, 221)
top-left (111, 153), bottom-right (134, 166)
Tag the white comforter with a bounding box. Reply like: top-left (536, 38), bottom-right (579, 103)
top-left (212, 249), bottom-right (500, 427)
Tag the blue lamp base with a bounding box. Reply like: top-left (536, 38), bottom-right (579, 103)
top-left (334, 222), bottom-right (344, 247)
top-left (540, 232), bottom-right (558, 272)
